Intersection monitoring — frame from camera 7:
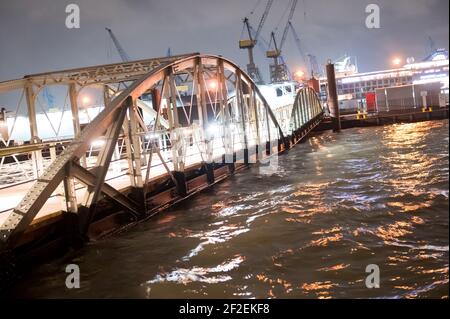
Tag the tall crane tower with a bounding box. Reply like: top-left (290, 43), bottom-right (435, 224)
top-left (239, 0), bottom-right (274, 84)
top-left (266, 0), bottom-right (298, 83)
top-left (105, 27), bottom-right (131, 62)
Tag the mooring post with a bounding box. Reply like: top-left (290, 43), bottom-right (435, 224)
top-left (326, 61), bottom-right (341, 132)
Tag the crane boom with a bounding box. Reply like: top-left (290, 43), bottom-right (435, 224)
top-left (106, 27), bottom-right (131, 62)
top-left (308, 54), bottom-right (320, 77)
top-left (104, 28), bottom-right (169, 128)
top-left (265, 0), bottom-right (297, 83)
top-left (255, 0), bottom-right (274, 41)
top-left (288, 22), bottom-right (308, 69)
top-left (266, 0), bottom-right (297, 58)
top-left (279, 0), bottom-right (298, 51)
top-left (239, 0), bottom-right (274, 84)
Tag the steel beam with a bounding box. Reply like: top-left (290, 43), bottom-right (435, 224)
top-left (79, 99), bottom-right (129, 233)
top-left (128, 101), bottom-right (144, 188)
top-left (0, 53), bottom-right (200, 91)
top-left (71, 163), bottom-right (140, 217)
top-left (25, 83), bottom-right (44, 178)
top-left (195, 58), bottom-right (212, 163)
top-left (0, 54), bottom-right (296, 251)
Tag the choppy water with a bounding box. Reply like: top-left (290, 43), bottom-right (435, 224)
top-left (10, 120), bottom-right (449, 298)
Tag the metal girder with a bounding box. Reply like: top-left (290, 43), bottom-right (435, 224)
top-left (25, 82), bottom-right (44, 179)
top-left (0, 53), bottom-right (200, 92)
top-left (0, 151), bottom-right (71, 248)
top-left (167, 68), bottom-right (185, 172)
top-left (0, 78), bottom-right (26, 93)
top-left (136, 99), bottom-right (169, 129)
top-left (80, 100), bottom-right (130, 232)
top-left (235, 70), bottom-right (249, 153)
top-left (70, 163), bottom-right (140, 217)
top-left (127, 100), bottom-right (144, 188)
top-left (290, 87), bottom-right (324, 132)
top-left (195, 57), bottom-right (212, 163)
top-left (0, 54), bottom-right (293, 250)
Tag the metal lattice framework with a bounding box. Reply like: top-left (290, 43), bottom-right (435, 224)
top-left (290, 86), bottom-right (323, 133)
top-left (0, 54), bottom-right (324, 250)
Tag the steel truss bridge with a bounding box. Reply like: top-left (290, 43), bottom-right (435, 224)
top-left (0, 53), bottom-right (324, 251)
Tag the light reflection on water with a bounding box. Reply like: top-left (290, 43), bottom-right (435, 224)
top-left (9, 120), bottom-right (449, 299)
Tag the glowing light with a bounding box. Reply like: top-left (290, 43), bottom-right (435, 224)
top-left (91, 139), bottom-right (105, 147)
top-left (392, 57), bottom-right (402, 66)
top-left (208, 79), bottom-right (218, 90)
top-left (295, 70), bottom-right (305, 79)
top-left (81, 95), bottom-right (91, 106)
top-left (144, 132), bottom-right (158, 141)
top-left (207, 123), bottom-right (221, 137)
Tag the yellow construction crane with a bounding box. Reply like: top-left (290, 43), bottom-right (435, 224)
top-left (239, 0), bottom-right (274, 84)
top-left (266, 0), bottom-right (298, 83)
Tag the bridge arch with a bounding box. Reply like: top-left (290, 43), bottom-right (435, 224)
top-left (289, 86), bottom-right (324, 138)
top-left (0, 54), bottom-right (325, 249)
top-left (0, 54), bottom-right (296, 247)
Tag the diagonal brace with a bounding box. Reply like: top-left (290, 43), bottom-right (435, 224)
top-left (71, 163), bottom-right (141, 218)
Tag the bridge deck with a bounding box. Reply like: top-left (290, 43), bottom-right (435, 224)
top-left (0, 139), bottom-right (259, 226)
top-left (0, 54), bottom-right (324, 251)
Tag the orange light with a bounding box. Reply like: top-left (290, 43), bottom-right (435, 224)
top-left (209, 80), bottom-right (218, 90)
top-left (295, 70), bottom-right (305, 79)
top-left (81, 95), bottom-right (91, 105)
top-left (392, 57), bottom-right (402, 66)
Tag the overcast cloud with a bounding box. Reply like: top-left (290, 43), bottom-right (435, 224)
top-left (0, 0), bottom-right (448, 82)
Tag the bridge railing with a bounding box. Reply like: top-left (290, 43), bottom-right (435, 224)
top-left (0, 54), bottom-right (326, 250)
top-left (0, 54), bottom-right (288, 248)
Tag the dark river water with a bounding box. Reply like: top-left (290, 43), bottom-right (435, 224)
top-left (10, 120), bottom-right (449, 299)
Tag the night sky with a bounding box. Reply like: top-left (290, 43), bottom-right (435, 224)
top-left (0, 0), bottom-right (448, 82)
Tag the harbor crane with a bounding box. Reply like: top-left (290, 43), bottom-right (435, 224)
top-left (307, 54), bottom-right (321, 78)
top-left (287, 21), bottom-right (308, 76)
top-left (105, 28), bottom-right (169, 128)
top-left (239, 0), bottom-right (274, 84)
top-left (288, 22), bottom-right (320, 78)
top-left (105, 28), bottom-right (131, 62)
top-left (266, 0), bottom-right (298, 83)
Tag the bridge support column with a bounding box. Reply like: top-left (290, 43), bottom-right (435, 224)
top-left (266, 141), bottom-right (271, 156)
top-left (128, 101), bottom-right (144, 188)
top-left (25, 83), bottom-right (44, 179)
top-left (173, 171), bottom-right (187, 197)
top-left (63, 161), bottom-right (82, 247)
top-left (222, 153), bottom-right (235, 173)
top-left (326, 62), bottom-right (341, 132)
top-left (78, 99), bottom-right (130, 236)
top-left (69, 83), bottom-right (86, 168)
top-left (243, 148), bottom-right (249, 165)
top-left (235, 70), bottom-right (249, 162)
top-left (277, 139), bottom-right (283, 153)
top-left (205, 162), bottom-right (215, 184)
